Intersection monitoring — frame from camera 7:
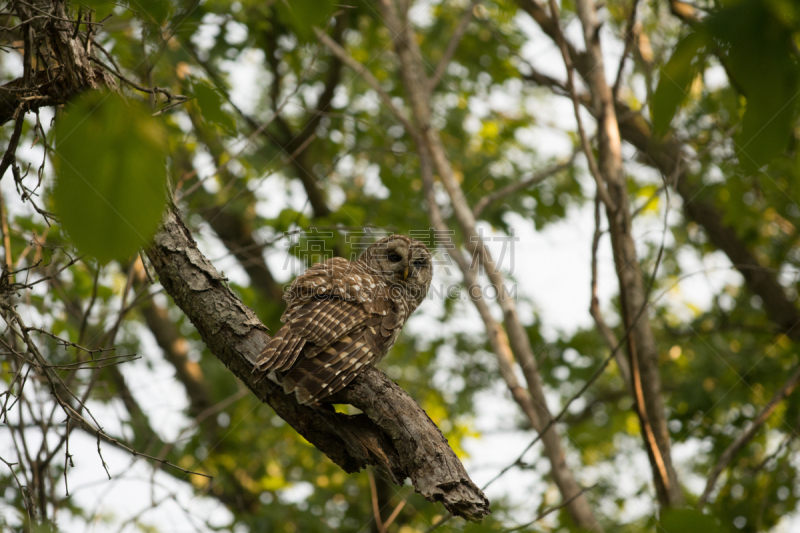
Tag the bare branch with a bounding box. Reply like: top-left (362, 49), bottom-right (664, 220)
top-left (611, 0), bottom-right (642, 100)
top-left (0, 455), bottom-right (34, 524)
top-left (88, 55), bottom-right (187, 103)
top-left (368, 469), bottom-right (386, 533)
top-left (590, 195), bottom-right (630, 385)
top-left (699, 362), bottom-right (800, 506)
top-left (506, 484), bottom-right (598, 532)
top-left (427, 0), bottom-right (480, 95)
top-left (543, 0), bottom-right (615, 211)
top-left (315, 27), bottom-right (421, 144)
top-left (522, 0), bottom-right (683, 505)
top-left (375, 0), bottom-right (600, 527)
top-left (472, 151), bottom-right (577, 218)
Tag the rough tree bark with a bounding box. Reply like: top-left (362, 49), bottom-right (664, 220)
top-left (352, 1), bottom-right (603, 528)
top-left (571, 0), bottom-right (683, 507)
top-left (0, 0), bottom-right (115, 125)
top-left (145, 206), bottom-right (490, 520)
top-left (516, 0), bottom-right (683, 507)
top-left (0, 0), bottom-right (490, 520)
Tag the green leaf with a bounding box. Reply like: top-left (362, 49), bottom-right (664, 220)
top-left (736, 92), bottom-right (797, 172)
top-left (706, 0), bottom-right (800, 171)
top-left (661, 509), bottom-right (724, 533)
top-left (765, 0), bottom-right (800, 27)
top-left (651, 31), bottom-right (708, 137)
top-left (274, 0), bottom-right (336, 42)
top-left (52, 91), bottom-right (168, 265)
top-left (193, 81), bottom-right (237, 135)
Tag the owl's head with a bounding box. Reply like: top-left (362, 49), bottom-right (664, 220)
top-left (361, 234), bottom-right (432, 301)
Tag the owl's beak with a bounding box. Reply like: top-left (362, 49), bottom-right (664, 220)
top-left (403, 267), bottom-right (409, 280)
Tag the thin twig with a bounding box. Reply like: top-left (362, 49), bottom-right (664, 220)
top-left (427, 0), bottom-right (480, 95)
top-left (611, 0), bottom-right (642, 100)
top-left (10, 254), bottom-right (84, 290)
top-left (0, 455), bottom-right (33, 524)
top-left (383, 496), bottom-right (407, 530)
top-left (176, 70), bottom-right (314, 199)
top-left (477, 202), bottom-right (673, 496)
top-left (315, 27), bottom-right (421, 144)
top-left (472, 150), bottom-right (578, 217)
top-left (505, 484), bottom-right (598, 532)
top-left (367, 469), bottom-right (385, 533)
top-left (699, 363), bottom-right (800, 506)
top-left (545, 0), bottom-right (615, 211)
top-left (589, 194), bottom-right (630, 384)
top-left (89, 56), bottom-right (187, 103)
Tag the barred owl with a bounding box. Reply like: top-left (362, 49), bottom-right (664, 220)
top-left (255, 235), bottom-right (433, 404)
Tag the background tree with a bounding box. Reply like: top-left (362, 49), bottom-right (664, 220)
top-left (1, 0), bottom-right (800, 532)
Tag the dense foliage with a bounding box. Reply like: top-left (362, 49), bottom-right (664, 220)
top-left (1, 0), bottom-right (800, 532)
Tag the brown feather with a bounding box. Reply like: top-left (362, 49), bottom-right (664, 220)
top-left (254, 235), bottom-right (432, 402)
top-left (283, 331), bottom-right (370, 404)
top-left (287, 298), bottom-right (368, 346)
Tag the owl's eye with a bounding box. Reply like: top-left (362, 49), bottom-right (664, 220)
top-left (413, 259), bottom-right (426, 267)
top-left (388, 253), bottom-right (402, 263)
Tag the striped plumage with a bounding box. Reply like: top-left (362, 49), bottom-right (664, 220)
top-left (255, 235), bottom-right (432, 404)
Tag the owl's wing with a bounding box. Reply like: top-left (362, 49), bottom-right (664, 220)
top-left (255, 258), bottom-right (407, 403)
top-left (255, 256), bottom-right (395, 377)
top-left (281, 317), bottom-right (385, 404)
top-left (255, 328), bottom-right (306, 373)
top-left (286, 298), bottom-right (371, 346)
top-left (256, 297), bottom-right (371, 373)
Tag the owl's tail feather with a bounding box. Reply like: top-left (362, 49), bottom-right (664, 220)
top-left (283, 331), bottom-right (374, 405)
top-left (255, 329), bottom-right (306, 375)
top-left (272, 334), bottom-right (306, 371)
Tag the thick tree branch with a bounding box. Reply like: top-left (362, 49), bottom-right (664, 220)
top-left (373, 1), bottom-right (601, 528)
top-left (0, 6), bottom-right (489, 517)
top-left (145, 205), bottom-right (490, 521)
top-left (517, 0), bottom-right (683, 506)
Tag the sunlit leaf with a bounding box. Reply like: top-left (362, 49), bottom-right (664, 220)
top-left (52, 91), bottom-right (168, 264)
